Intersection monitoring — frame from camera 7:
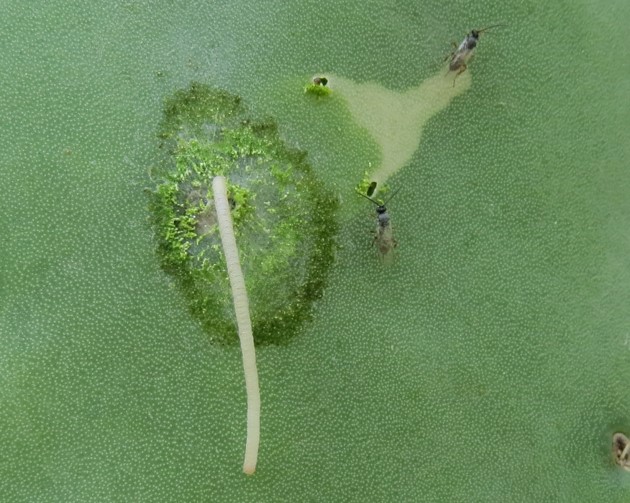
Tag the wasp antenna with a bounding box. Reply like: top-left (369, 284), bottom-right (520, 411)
top-left (355, 189), bottom-right (379, 206)
top-left (383, 187), bottom-right (401, 206)
top-left (477, 23), bottom-right (505, 33)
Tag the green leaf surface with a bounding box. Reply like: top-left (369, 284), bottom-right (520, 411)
top-left (1, 0), bottom-right (629, 501)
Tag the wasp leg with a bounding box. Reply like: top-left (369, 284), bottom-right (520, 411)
top-left (444, 55), bottom-right (456, 76)
top-left (443, 49), bottom-right (455, 63)
top-left (371, 233), bottom-right (379, 249)
top-left (443, 41), bottom-right (457, 63)
top-left (452, 63), bottom-right (467, 87)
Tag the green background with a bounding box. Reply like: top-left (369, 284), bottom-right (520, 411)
top-left (1, 0), bottom-right (629, 501)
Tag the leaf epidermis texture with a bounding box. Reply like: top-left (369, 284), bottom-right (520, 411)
top-left (1, 1), bottom-right (630, 502)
